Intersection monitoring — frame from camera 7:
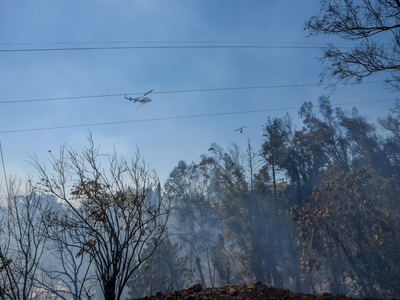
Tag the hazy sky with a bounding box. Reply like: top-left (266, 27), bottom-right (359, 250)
top-left (0, 1), bottom-right (397, 183)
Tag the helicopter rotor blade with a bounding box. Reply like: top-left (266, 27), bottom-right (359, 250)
top-left (142, 89), bottom-right (153, 97)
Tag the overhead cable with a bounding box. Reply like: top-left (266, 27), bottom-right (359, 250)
top-left (0, 98), bottom-right (394, 134)
top-left (0, 108), bottom-right (302, 133)
top-left (0, 41), bottom-right (350, 46)
top-left (0, 44), bottom-right (351, 53)
top-left (0, 82), bottom-right (382, 104)
top-left (0, 84), bottom-right (318, 104)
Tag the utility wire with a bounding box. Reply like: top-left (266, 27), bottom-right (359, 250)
top-left (0, 98), bottom-right (394, 134)
top-left (0, 108), bottom-right (301, 134)
top-left (0, 82), bottom-right (382, 104)
top-left (0, 84), bottom-right (319, 104)
top-left (0, 41), bottom-right (351, 46)
top-left (0, 44), bottom-right (351, 53)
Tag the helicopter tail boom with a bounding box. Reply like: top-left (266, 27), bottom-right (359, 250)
top-left (125, 95), bottom-right (138, 102)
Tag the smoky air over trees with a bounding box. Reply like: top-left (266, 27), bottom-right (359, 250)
top-left (2, 0), bottom-right (400, 300)
top-left (156, 97), bottom-right (400, 299)
top-left (2, 97), bottom-right (400, 299)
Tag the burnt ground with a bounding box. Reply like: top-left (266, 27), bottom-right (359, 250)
top-left (134, 281), bottom-right (386, 300)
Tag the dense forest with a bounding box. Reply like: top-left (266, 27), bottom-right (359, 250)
top-left (139, 97), bottom-right (400, 299)
top-left (1, 97), bottom-right (400, 300)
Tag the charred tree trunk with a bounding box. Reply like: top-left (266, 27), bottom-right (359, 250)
top-left (196, 257), bottom-right (207, 288)
top-left (104, 277), bottom-right (117, 300)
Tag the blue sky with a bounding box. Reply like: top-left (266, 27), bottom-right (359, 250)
top-left (0, 1), bottom-right (397, 184)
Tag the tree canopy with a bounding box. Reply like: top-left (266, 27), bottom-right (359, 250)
top-left (306, 0), bottom-right (400, 89)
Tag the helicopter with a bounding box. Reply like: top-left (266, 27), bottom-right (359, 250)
top-left (235, 126), bottom-right (246, 133)
top-left (125, 89), bottom-right (153, 109)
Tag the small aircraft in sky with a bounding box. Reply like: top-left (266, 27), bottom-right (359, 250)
top-left (125, 89), bottom-right (153, 109)
top-left (235, 126), bottom-right (246, 133)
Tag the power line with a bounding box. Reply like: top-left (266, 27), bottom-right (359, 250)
top-left (0, 98), bottom-right (394, 134)
top-left (0, 41), bottom-right (351, 46)
top-left (0, 44), bottom-right (351, 53)
top-left (0, 82), bottom-right (383, 104)
top-left (0, 84), bottom-right (318, 104)
top-left (0, 108), bottom-right (298, 134)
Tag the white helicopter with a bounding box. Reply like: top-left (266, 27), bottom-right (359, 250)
top-left (125, 89), bottom-right (153, 109)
